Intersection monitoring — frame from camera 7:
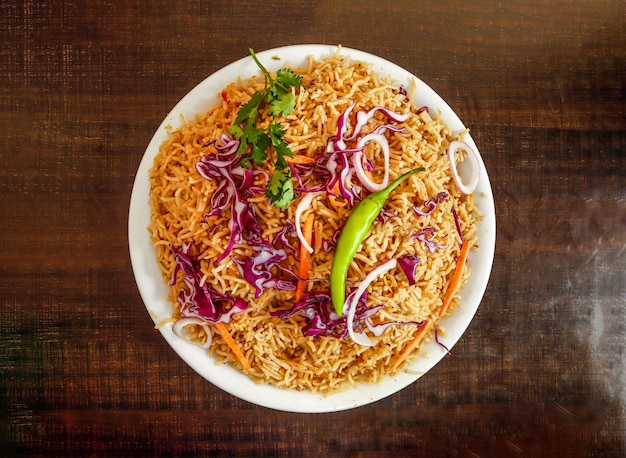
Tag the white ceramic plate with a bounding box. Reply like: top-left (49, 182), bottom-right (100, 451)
top-left (128, 44), bottom-right (496, 413)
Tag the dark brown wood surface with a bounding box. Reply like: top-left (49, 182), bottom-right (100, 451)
top-left (1, 0), bottom-right (624, 456)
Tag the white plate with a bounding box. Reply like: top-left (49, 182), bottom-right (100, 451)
top-left (128, 44), bottom-right (496, 413)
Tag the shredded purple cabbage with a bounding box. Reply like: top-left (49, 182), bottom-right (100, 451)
top-left (343, 105), bottom-right (409, 142)
top-left (326, 105), bottom-right (411, 204)
top-left (376, 208), bottom-right (400, 223)
top-left (321, 228), bottom-right (341, 253)
top-left (273, 220), bottom-right (299, 257)
top-left (324, 149), bottom-right (363, 206)
top-left (409, 227), bottom-right (450, 253)
top-left (170, 243), bottom-right (249, 323)
top-left (434, 324), bottom-right (451, 354)
top-left (195, 133), bottom-right (263, 264)
top-left (232, 237), bottom-right (296, 298)
top-left (413, 191), bottom-right (449, 217)
top-left (398, 254), bottom-right (421, 286)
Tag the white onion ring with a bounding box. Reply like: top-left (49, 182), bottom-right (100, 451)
top-left (447, 140), bottom-right (480, 195)
top-left (346, 258), bottom-right (398, 346)
top-left (294, 192), bottom-right (320, 254)
top-left (354, 133), bottom-right (390, 192)
top-left (172, 317), bottom-right (213, 349)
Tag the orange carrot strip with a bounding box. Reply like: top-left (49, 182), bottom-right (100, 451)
top-left (328, 181), bottom-right (347, 207)
top-left (295, 213), bottom-right (314, 302)
top-left (215, 322), bottom-right (251, 373)
top-left (386, 318), bottom-right (433, 374)
top-left (285, 155), bottom-right (316, 164)
top-left (439, 239), bottom-right (470, 317)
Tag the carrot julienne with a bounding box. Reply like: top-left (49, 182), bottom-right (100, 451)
top-left (295, 213), bottom-right (314, 302)
top-left (285, 155), bottom-right (316, 164)
top-left (215, 322), bottom-right (251, 373)
top-left (328, 181), bottom-right (347, 207)
top-left (385, 318), bottom-right (433, 374)
top-left (439, 239), bottom-right (470, 317)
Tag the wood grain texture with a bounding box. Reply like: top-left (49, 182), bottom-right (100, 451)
top-left (1, 0), bottom-right (625, 456)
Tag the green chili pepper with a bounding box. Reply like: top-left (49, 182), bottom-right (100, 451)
top-left (330, 167), bottom-right (425, 315)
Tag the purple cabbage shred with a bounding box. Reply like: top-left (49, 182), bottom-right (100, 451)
top-left (434, 324), bottom-right (451, 355)
top-left (409, 227), bottom-right (449, 253)
top-left (413, 191), bottom-right (449, 217)
top-left (170, 243), bottom-right (249, 323)
top-left (397, 254), bottom-right (421, 286)
top-left (232, 237), bottom-right (296, 298)
top-left (195, 133), bottom-right (264, 264)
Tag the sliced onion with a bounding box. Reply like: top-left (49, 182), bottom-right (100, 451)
top-left (346, 258), bottom-right (397, 346)
top-left (354, 133), bottom-right (390, 192)
top-left (294, 192), bottom-right (320, 254)
top-left (345, 106), bottom-right (410, 141)
top-left (447, 140), bottom-right (480, 195)
top-left (372, 124), bottom-right (407, 136)
top-left (334, 102), bottom-right (356, 150)
top-left (172, 317), bottom-right (213, 349)
top-left (366, 317), bottom-right (423, 337)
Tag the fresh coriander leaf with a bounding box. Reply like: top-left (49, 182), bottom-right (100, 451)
top-left (268, 124), bottom-right (295, 159)
top-left (271, 180), bottom-right (295, 209)
top-left (250, 132), bottom-right (271, 165)
top-left (266, 169), bottom-right (296, 210)
top-left (235, 124), bottom-right (269, 164)
top-left (268, 124), bottom-right (294, 166)
top-left (228, 124), bottom-right (243, 139)
top-left (268, 91), bottom-right (297, 117)
top-left (268, 122), bottom-right (287, 141)
top-left (268, 69), bottom-right (302, 109)
top-left (275, 68), bottom-right (303, 90)
top-left (266, 168), bottom-right (288, 196)
top-left (233, 90), bottom-right (266, 126)
top-left (274, 145), bottom-right (293, 170)
top-left (238, 124), bottom-right (263, 146)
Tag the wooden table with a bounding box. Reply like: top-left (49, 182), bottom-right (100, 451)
top-left (2, 0), bottom-right (624, 456)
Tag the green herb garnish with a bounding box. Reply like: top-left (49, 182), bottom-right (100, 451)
top-left (228, 48), bottom-right (304, 209)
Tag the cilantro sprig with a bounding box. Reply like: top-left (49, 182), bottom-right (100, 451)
top-left (228, 48), bottom-right (304, 209)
